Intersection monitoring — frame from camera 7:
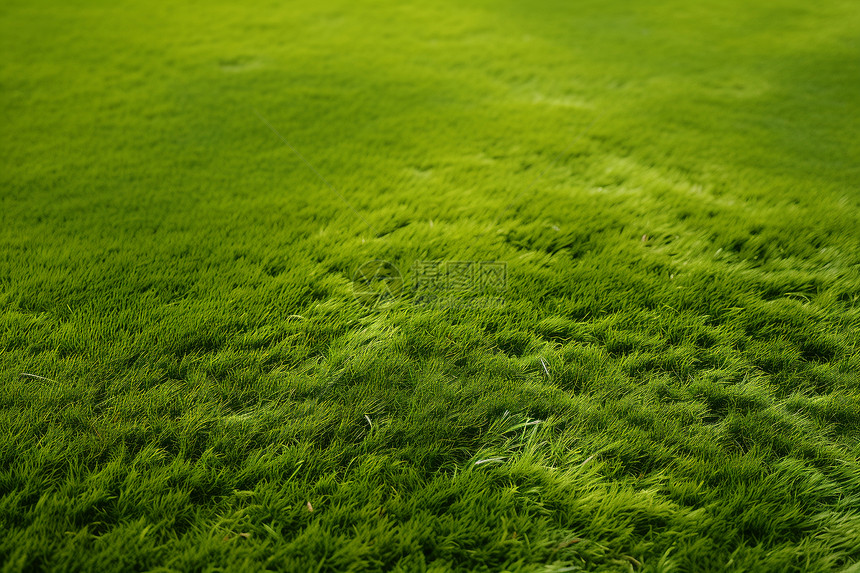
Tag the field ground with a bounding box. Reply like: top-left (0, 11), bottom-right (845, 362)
top-left (2, 0), bottom-right (860, 571)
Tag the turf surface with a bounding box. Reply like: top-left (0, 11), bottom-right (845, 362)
top-left (2, 0), bottom-right (860, 571)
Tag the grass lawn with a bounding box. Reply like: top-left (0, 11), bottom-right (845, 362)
top-left (2, 0), bottom-right (860, 571)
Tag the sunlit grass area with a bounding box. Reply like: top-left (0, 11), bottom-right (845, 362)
top-left (2, 0), bottom-right (860, 571)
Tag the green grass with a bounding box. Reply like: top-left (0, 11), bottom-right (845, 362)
top-left (2, 0), bottom-right (860, 571)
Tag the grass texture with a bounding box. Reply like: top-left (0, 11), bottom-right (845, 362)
top-left (2, 0), bottom-right (860, 571)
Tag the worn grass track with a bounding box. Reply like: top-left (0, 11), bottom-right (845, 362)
top-left (2, 0), bottom-right (860, 571)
